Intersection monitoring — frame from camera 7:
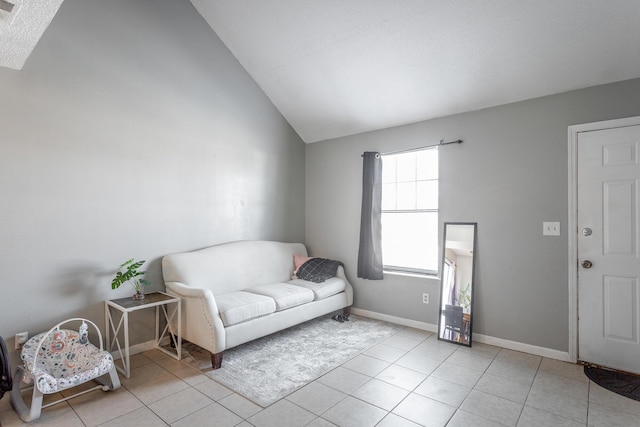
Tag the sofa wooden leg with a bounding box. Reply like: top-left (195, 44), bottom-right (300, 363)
top-left (343, 306), bottom-right (351, 317)
top-left (211, 352), bottom-right (223, 370)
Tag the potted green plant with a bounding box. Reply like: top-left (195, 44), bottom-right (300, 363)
top-left (456, 282), bottom-right (472, 312)
top-left (111, 258), bottom-right (152, 300)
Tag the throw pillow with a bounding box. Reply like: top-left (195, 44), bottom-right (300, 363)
top-left (293, 255), bottom-right (315, 278)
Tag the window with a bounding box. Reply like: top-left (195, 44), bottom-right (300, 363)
top-left (381, 148), bottom-right (438, 274)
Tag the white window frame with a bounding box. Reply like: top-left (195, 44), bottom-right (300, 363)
top-left (381, 147), bottom-right (439, 276)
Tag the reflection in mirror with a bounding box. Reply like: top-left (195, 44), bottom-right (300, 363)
top-left (438, 222), bottom-right (477, 346)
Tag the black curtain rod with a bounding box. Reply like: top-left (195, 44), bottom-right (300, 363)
top-left (362, 139), bottom-right (463, 157)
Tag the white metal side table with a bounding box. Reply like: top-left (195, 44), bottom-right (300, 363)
top-left (105, 291), bottom-right (181, 378)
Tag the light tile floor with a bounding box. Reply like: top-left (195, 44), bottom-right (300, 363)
top-left (1, 326), bottom-right (639, 426)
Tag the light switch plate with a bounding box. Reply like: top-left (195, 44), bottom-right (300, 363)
top-left (543, 222), bottom-right (560, 236)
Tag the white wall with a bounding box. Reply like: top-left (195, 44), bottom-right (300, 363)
top-left (306, 78), bottom-right (640, 352)
top-left (0, 0), bottom-right (305, 346)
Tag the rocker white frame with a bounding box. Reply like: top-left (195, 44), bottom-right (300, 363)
top-left (10, 317), bottom-right (120, 422)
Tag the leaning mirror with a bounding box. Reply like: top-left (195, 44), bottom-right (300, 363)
top-left (438, 222), bottom-right (477, 346)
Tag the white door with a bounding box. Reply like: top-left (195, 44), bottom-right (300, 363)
top-left (578, 124), bottom-right (640, 374)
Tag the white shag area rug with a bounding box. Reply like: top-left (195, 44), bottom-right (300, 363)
top-left (179, 314), bottom-right (403, 407)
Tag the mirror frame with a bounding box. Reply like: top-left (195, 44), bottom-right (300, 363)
top-left (437, 222), bottom-right (477, 347)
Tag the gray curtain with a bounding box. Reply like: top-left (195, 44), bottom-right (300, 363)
top-left (357, 152), bottom-right (383, 279)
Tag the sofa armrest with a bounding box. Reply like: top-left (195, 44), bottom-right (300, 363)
top-left (335, 265), bottom-right (354, 306)
top-left (164, 281), bottom-right (226, 354)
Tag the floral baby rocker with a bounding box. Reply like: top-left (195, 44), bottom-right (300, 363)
top-left (10, 318), bottom-right (120, 422)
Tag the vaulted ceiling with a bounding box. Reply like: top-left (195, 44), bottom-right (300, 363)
top-left (190, 0), bottom-right (640, 143)
top-left (3, 1), bottom-right (640, 143)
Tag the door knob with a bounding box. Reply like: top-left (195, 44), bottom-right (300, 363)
top-left (582, 260), bottom-right (593, 269)
top-left (582, 228), bottom-right (592, 236)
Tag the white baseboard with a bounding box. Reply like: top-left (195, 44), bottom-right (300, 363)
top-left (352, 308), bottom-right (438, 333)
top-left (352, 308), bottom-right (571, 363)
top-left (109, 340), bottom-right (159, 361)
top-left (472, 333), bottom-right (570, 362)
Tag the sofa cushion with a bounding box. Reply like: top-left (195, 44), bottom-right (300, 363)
top-left (216, 291), bottom-right (276, 326)
top-left (162, 241), bottom-right (307, 295)
top-left (246, 283), bottom-right (315, 311)
top-left (289, 277), bottom-right (347, 301)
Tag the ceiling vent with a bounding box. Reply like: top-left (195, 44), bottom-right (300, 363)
top-left (0, 0), bottom-right (14, 13)
top-left (0, 0), bottom-right (18, 31)
top-left (0, 0), bottom-right (62, 70)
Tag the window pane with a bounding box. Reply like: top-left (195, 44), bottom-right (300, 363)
top-left (381, 147), bottom-right (438, 274)
top-left (396, 153), bottom-right (416, 182)
top-left (396, 182), bottom-right (416, 210)
top-left (417, 149), bottom-right (438, 180)
top-left (417, 180), bottom-right (438, 209)
top-left (382, 156), bottom-right (396, 184)
top-left (381, 212), bottom-right (438, 271)
top-left (381, 183), bottom-right (396, 210)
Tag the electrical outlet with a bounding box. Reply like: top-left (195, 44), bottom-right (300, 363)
top-left (543, 221), bottom-right (560, 236)
top-left (15, 331), bottom-right (28, 350)
top-left (422, 293), bottom-right (429, 304)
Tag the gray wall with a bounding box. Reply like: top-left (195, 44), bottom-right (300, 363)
top-left (306, 78), bottom-right (640, 352)
top-left (0, 0), bottom-right (305, 345)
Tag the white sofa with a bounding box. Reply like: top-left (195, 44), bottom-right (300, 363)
top-left (161, 240), bottom-right (353, 369)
